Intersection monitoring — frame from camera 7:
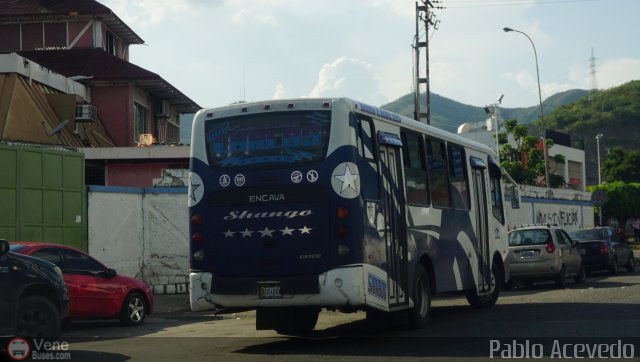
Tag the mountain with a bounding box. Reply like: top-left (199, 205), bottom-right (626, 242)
top-left (381, 89), bottom-right (590, 133)
top-left (544, 80), bottom-right (640, 185)
top-left (381, 81), bottom-right (640, 187)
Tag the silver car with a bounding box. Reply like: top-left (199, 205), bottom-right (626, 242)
top-left (507, 225), bottom-right (586, 288)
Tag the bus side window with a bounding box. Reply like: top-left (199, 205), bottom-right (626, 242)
top-left (357, 117), bottom-right (375, 161)
top-left (357, 116), bottom-right (379, 200)
top-left (401, 131), bottom-right (429, 205)
top-left (426, 138), bottom-right (451, 208)
top-left (489, 161), bottom-right (505, 224)
top-left (447, 143), bottom-right (470, 210)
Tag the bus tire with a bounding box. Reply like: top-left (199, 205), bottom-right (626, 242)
top-left (466, 264), bottom-right (500, 309)
top-left (407, 264), bottom-right (431, 329)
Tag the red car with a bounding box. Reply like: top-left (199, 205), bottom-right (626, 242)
top-left (10, 242), bottom-right (153, 326)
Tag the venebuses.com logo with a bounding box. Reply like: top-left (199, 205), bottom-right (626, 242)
top-left (5, 338), bottom-right (71, 361)
top-left (490, 339), bottom-right (636, 359)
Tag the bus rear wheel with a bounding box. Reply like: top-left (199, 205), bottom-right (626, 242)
top-left (466, 264), bottom-right (500, 309)
top-left (407, 264), bottom-right (431, 329)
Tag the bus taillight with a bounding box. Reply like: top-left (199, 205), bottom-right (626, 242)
top-left (336, 206), bottom-right (349, 219)
top-left (337, 244), bottom-right (350, 256)
top-left (337, 225), bottom-right (350, 238)
top-left (191, 213), bottom-right (202, 225)
top-left (193, 250), bottom-right (205, 262)
top-left (192, 232), bottom-right (204, 244)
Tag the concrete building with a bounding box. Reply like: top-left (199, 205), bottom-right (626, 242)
top-left (458, 116), bottom-right (587, 192)
top-left (0, 0), bottom-right (200, 187)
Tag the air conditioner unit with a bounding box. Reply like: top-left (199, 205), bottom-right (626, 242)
top-left (75, 104), bottom-right (98, 122)
top-left (139, 133), bottom-right (154, 146)
top-left (156, 101), bottom-right (170, 118)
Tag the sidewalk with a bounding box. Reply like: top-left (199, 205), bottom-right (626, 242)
top-left (152, 293), bottom-right (191, 314)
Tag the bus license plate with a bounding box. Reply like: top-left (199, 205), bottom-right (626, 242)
top-left (258, 283), bottom-right (282, 299)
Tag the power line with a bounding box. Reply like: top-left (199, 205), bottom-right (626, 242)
top-left (444, 0), bottom-right (600, 9)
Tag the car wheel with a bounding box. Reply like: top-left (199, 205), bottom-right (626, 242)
top-left (626, 256), bottom-right (636, 272)
top-left (15, 295), bottom-right (60, 338)
top-left (574, 263), bottom-right (586, 284)
top-left (466, 264), bottom-right (500, 309)
top-left (407, 264), bottom-right (431, 329)
top-left (609, 258), bottom-right (619, 275)
top-left (120, 292), bottom-right (147, 326)
top-left (555, 266), bottom-right (567, 288)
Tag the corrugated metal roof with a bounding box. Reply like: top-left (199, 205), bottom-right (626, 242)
top-left (0, 73), bottom-right (115, 147)
top-left (0, 0), bottom-right (144, 44)
top-left (19, 49), bottom-right (201, 113)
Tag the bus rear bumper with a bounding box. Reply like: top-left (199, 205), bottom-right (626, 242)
top-left (190, 266), bottom-right (368, 312)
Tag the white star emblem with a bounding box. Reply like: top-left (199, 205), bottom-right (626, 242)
top-left (223, 230), bottom-right (235, 238)
top-left (258, 227), bottom-right (274, 237)
top-left (334, 165), bottom-right (359, 193)
top-left (280, 226), bottom-right (294, 236)
top-left (299, 226), bottom-right (312, 234)
top-left (240, 228), bottom-right (253, 237)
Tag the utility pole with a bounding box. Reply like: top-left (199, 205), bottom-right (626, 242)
top-left (413, 0), bottom-right (441, 125)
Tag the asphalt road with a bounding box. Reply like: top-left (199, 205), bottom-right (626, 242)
top-left (15, 270), bottom-right (640, 361)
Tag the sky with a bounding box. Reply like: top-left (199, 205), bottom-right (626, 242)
top-left (98, 0), bottom-right (640, 111)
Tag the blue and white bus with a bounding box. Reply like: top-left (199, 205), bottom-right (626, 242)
top-left (188, 98), bottom-right (509, 332)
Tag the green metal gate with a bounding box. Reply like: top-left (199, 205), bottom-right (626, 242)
top-left (0, 144), bottom-right (86, 250)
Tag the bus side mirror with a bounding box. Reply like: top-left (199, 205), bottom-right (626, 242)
top-left (0, 239), bottom-right (9, 256)
top-left (510, 186), bottom-right (520, 209)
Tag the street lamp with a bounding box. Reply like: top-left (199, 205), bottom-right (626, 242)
top-left (503, 27), bottom-right (550, 187)
top-left (596, 133), bottom-right (603, 184)
top-left (595, 133), bottom-right (604, 225)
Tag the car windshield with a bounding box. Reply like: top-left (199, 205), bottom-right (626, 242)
top-left (569, 229), bottom-right (604, 241)
top-left (508, 229), bottom-right (552, 246)
top-left (9, 244), bottom-right (26, 252)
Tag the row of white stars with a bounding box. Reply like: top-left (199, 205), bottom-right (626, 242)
top-left (223, 226), bottom-right (312, 238)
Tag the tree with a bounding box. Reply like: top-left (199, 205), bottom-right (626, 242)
top-left (602, 148), bottom-right (640, 183)
top-left (498, 119), bottom-right (564, 187)
top-left (590, 182), bottom-right (640, 222)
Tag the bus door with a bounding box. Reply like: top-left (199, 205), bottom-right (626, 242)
top-left (470, 156), bottom-right (492, 295)
top-left (377, 132), bottom-right (408, 308)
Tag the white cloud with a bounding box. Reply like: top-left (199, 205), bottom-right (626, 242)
top-left (272, 83), bottom-right (292, 99)
top-left (309, 57), bottom-right (387, 105)
top-left (597, 58), bottom-right (640, 90)
top-left (101, 0), bottom-right (204, 28)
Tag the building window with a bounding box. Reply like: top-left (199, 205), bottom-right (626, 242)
top-left (134, 102), bottom-right (150, 144)
top-left (105, 30), bottom-right (118, 56)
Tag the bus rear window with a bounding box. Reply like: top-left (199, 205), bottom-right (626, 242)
top-left (204, 111), bottom-right (331, 169)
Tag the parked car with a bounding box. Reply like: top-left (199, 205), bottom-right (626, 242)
top-left (0, 239), bottom-right (69, 338)
top-left (10, 242), bottom-right (153, 326)
top-left (568, 227), bottom-right (636, 275)
top-left (507, 225), bottom-right (586, 288)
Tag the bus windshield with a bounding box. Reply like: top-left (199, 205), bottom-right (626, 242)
top-left (204, 110), bottom-right (331, 169)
